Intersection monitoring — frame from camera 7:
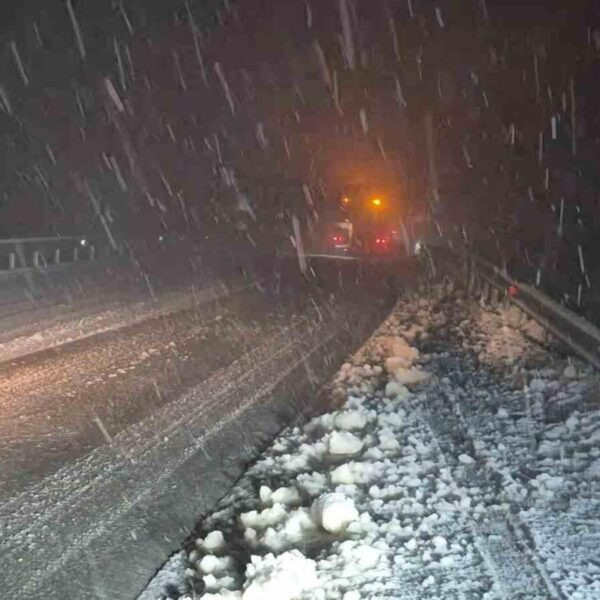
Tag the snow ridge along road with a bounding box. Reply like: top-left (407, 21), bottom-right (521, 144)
top-left (145, 282), bottom-right (600, 600)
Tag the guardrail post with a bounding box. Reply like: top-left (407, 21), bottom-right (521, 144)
top-left (33, 251), bottom-right (43, 268)
top-left (54, 248), bottom-right (60, 264)
top-left (8, 252), bottom-right (16, 270)
top-left (73, 247), bottom-right (79, 261)
top-left (467, 267), bottom-right (476, 294)
top-left (461, 257), bottom-right (470, 286)
top-left (490, 287), bottom-right (500, 306)
top-left (15, 242), bottom-right (25, 269)
top-left (471, 274), bottom-right (480, 297)
top-left (89, 245), bottom-right (96, 260)
top-left (480, 281), bottom-right (490, 304)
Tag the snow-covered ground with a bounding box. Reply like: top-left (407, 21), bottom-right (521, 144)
top-left (0, 280), bottom-right (246, 364)
top-left (142, 283), bottom-right (600, 600)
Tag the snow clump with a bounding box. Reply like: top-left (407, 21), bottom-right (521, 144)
top-left (242, 551), bottom-right (319, 600)
top-left (328, 430), bottom-right (363, 455)
top-left (311, 493), bottom-right (359, 533)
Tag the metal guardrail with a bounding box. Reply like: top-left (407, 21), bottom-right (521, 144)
top-left (429, 243), bottom-right (600, 371)
top-left (0, 236), bottom-right (112, 271)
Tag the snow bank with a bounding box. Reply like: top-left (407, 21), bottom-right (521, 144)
top-left (146, 284), bottom-right (599, 600)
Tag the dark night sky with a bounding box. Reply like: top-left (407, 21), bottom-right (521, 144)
top-left (0, 0), bottom-right (599, 317)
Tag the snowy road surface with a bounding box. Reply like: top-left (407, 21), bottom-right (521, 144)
top-left (1, 256), bottom-right (413, 599)
top-left (0, 285), bottom-right (271, 500)
top-left (0, 242), bottom-right (242, 363)
top-left (144, 283), bottom-right (600, 600)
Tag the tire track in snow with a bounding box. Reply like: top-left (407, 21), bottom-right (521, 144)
top-left (407, 293), bottom-right (562, 599)
top-left (418, 407), bottom-right (561, 600)
top-left (472, 512), bottom-right (561, 600)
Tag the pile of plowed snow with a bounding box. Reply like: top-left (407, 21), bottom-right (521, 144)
top-left (142, 286), bottom-right (600, 600)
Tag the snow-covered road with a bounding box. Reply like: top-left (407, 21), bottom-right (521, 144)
top-left (144, 283), bottom-right (600, 600)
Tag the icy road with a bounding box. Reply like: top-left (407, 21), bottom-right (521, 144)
top-left (145, 283), bottom-right (600, 600)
